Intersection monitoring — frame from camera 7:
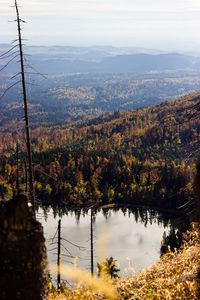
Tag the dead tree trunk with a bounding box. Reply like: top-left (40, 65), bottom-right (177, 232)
top-left (0, 195), bottom-right (48, 300)
top-left (14, 0), bottom-right (35, 212)
top-left (91, 208), bottom-right (94, 276)
top-left (57, 219), bottom-right (61, 290)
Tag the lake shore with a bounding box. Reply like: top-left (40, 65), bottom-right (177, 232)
top-left (49, 222), bottom-right (200, 299)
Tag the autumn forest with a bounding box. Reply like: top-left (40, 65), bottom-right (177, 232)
top-left (1, 92), bottom-right (199, 213)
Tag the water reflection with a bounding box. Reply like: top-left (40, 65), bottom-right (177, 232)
top-left (38, 203), bottom-right (186, 226)
top-left (36, 205), bottom-right (189, 286)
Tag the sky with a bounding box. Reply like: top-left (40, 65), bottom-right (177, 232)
top-left (1, 0), bottom-right (200, 51)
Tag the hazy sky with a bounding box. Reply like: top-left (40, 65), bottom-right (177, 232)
top-left (1, 0), bottom-right (200, 51)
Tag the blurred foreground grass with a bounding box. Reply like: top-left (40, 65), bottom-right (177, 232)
top-left (49, 222), bottom-right (200, 300)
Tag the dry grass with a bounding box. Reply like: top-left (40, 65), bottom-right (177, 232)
top-left (49, 266), bottom-right (118, 300)
top-left (49, 223), bottom-right (200, 300)
top-left (117, 222), bottom-right (200, 299)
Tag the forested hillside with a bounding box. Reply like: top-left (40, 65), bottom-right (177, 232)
top-left (2, 71), bottom-right (200, 125)
top-left (1, 92), bottom-right (200, 210)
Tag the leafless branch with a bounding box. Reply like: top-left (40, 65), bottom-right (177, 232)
top-left (0, 54), bottom-right (19, 72)
top-left (24, 61), bottom-right (48, 79)
top-left (34, 166), bottom-right (57, 181)
top-left (177, 199), bottom-right (194, 210)
top-left (0, 80), bottom-right (21, 100)
top-left (61, 243), bottom-right (73, 257)
top-left (62, 260), bottom-right (73, 264)
top-left (0, 44), bottom-right (19, 58)
top-left (61, 254), bottom-right (76, 259)
top-left (48, 247), bottom-right (58, 252)
top-left (11, 39), bottom-right (19, 44)
top-left (61, 237), bottom-right (85, 249)
top-left (49, 242), bottom-right (58, 246)
top-left (51, 227), bottom-right (58, 242)
top-left (10, 72), bottom-right (21, 79)
top-left (0, 50), bottom-right (20, 61)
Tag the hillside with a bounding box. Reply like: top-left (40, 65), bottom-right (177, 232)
top-left (48, 222), bottom-right (200, 299)
top-left (2, 71), bottom-right (200, 126)
top-left (1, 92), bottom-right (200, 211)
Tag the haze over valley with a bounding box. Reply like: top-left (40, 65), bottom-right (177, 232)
top-left (1, 44), bottom-right (200, 126)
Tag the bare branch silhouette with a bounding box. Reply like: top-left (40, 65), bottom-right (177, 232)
top-left (0, 54), bottom-right (19, 72)
top-left (10, 72), bottom-right (21, 79)
top-left (61, 237), bottom-right (86, 250)
top-left (0, 44), bottom-right (19, 58)
top-left (0, 50), bottom-right (19, 60)
top-left (24, 59), bottom-right (48, 79)
top-left (0, 80), bottom-right (21, 100)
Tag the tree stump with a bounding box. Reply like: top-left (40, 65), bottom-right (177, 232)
top-left (0, 194), bottom-right (48, 300)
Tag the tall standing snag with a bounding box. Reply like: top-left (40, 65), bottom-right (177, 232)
top-left (57, 219), bottom-right (61, 290)
top-left (91, 208), bottom-right (94, 276)
top-left (14, 0), bottom-right (35, 212)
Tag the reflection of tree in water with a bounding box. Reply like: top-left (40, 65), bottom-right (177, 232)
top-left (47, 217), bottom-right (87, 289)
top-left (39, 203), bottom-right (188, 226)
top-left (39, 203), bottom-right (191, 267)
top-left (160, 218), bottom-right (190, 256)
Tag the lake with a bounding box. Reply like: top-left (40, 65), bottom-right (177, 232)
top-left (36, 206), bottom-right (180, 283)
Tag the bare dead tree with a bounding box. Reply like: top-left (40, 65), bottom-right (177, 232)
top-left (0, 1), bottom-right (49, 211)
top-left (57, 219), bottom-right (61, 290)
top-left (14, 0), bottom-right (35, 212)
top-left (16, 141), bottom-right (20, 196)
top-left (46, 217), bottom-right (86, 289)
top-left (90, 208), bottom-right (94, 276)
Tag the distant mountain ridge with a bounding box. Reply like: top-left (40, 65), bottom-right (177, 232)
top-left (0, 44), bottom-right (199, 74)
top-left (0, 44), bottom-right (165, 62)
top-left (27, 52), bottom-right (200, 74)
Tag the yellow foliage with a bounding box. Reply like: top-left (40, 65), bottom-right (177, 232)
top-left (50, 266), bottom-right (118, 300)
top-left (49, 223), bottom-right (200, 300)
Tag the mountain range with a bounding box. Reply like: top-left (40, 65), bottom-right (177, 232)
top-left (1, 44), bottom-right (200, 74)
